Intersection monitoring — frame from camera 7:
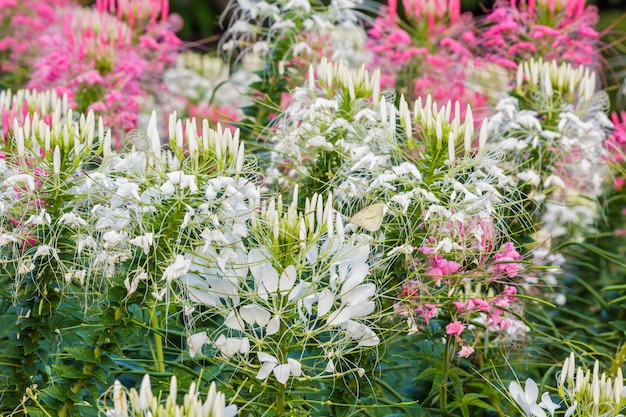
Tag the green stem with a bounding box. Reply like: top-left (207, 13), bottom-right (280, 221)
top-left (275, 298), bottom-right (288, 414)
top-left (150, 303), bottom-right (165, 373)
top-left (440, 337), bottom-right (451, 415)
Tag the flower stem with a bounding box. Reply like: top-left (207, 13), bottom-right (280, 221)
top-left (150, 303), bottom-right (165, 373)
top-left (440, 337), bottom-right (451, 415)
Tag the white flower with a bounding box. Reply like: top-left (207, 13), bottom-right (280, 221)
top-left (187, 332), bottom-right (211, 358)
top-left (103, 230), bottom-right (126, 248)
top-left (538, 392), bottom-right (560, 416)
top-left (161, 171), bottom-right (199, 195)
top-left (214, 335), bottom-right (250, 357)
top-left (509, 378), bottom-right (547, 417)
top-left (4, 174), bottom-right (35, 192)
top-left (115, 181), bottom-right (141, 203)
top-left (0, 233), bottom-right (19, 246)
top-left (124, 270), bottom-right (148, 296)
top-left (33, 245), bottom-right (59, 260)
top-left (163, 255), bottom-right (192, 283)
top-left (129, 233), bottom-right (154, 255)
top-left (59, 213), bottom-right (88, 227)
top-left (18, 259), bottom-right (35, 275)
top-left (24, 210), bottom-right (51, 226)
top-left (256, 352), bottom-right (302, 385)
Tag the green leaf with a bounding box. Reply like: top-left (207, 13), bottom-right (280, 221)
top-left (40, 384), bottom-right (66, 402)
top-left (54, 363), bottom-right (84, 380)
top-left (66, 387), bottom-right (83, 403)
top-left (461, 393), bottom-right (496, 411)
top-left (65, 346), bottom-right (100, 364)
top-left (610, 321), bottom-right (626, 336)
top-left (91, 366), bottom-right (108, 385)
top-left (24, 408), bottom-right (47, 417)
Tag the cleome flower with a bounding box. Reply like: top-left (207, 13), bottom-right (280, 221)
top-left (179, 191), bottom-right (383, 393)
top-left (486, 58), bottom-right (612, 246)
top-left (103, 374), bottom-right (237, 417)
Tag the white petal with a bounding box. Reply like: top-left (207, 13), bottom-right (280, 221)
top-left (262, 266), bottom-right (279, 294)
top-left (273, 364), bottom-right (291, 385)
top-left (240, 337), bottom-right (250, 354)
top-left (530, 404), bottom-right (547, 417)
top-left (525, 378), bottom-right (539, 402)
top-left (341, 263), bottom-right (370, 293)
top-left (509, 381), bottom-right (524, 400)
top-left (279, 265), bottom-right (297, 293)
top-left (288, 281), bottom-right (310, 301)
top-left (224, 312), bottom-right (245, 331)
top-left (266, 316), bottom-right (280, 336)
top-left (349, 301), bottom-right (375, 318)
top-left (564, 401), bottom-right (577, 417)
top-left (226, 338), bottom-right (244, 357)
top-left (240, 304), bottom-right (271, 326)
top-left (258, 352), bottom-right (278, 363)
top-left (539, 392), bottom-right (560, 415)
top-left (287, 358), bottom-right (302, 376)
top-left (248, 248), bottom-right (267, 278)
top-left (187, 332), bottom-right (210, 358)
top-left (342, 283), bottom-right (375, 305)
top-left (317, 289), bottom-right (334, 317)
top-left (256, 362), bottom-right (276, 381)
top-left (327, 305), bottom-right (352, 326)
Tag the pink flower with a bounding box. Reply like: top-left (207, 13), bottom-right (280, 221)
top-left (445, 320), bottom-right (465, 337)
top-left (416, 304), bottom-right (438, 325)
top-left (427, 256), bottom-right (463, 281)
top-left (458, 345), bottom-right (475, 358)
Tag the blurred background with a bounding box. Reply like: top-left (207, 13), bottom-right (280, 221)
top-left (169, 0), bottom-right (626, 45)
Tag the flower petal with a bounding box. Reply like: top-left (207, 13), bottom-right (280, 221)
top-left (266, 316), bottom-right (280, 336)
top-left (224, 312), bottom-right (245, 331)
top-left (262, 266), bottom-right (279, 294)
top-left (287, 358), bottom-right (302, 377)
top-left (279, 265), bottom-right (297, 293)
top-left (327, 305), bottom-right (352, 326)
top-left (317, 289), bottom-right (334, 317)
top-left (273, 363), bottom-right (291, 385)
top-left (240, 304), bottom-right (271, 327)
top-left (256, 362), bottom-right (275, 381)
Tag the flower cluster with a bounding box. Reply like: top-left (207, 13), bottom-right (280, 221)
top-left (104, 375), bottom-right (237, 417)
top-left (485, 58), bottom-right (612, 245)
top-left (509, 353), bottom-right (626, 417)
top-left (182, 191), bottom-right (382, 393)
top-left (366, 0), bottom-right (495, 117)
top-left (159, 51), bottom-right (254, 128)
top-left (481, 0), bottom-right (600, 71)
top-left (4, 1), bottom-right (181, 147)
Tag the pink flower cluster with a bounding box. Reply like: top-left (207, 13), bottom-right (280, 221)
top-left (366, 0), bottom-right (486, 120)
top-left (397, 242), bottom-right (524, 358)
top-left (481, 0), bottom-right (599, 70)
top-left (4, 0), bottom-right (180, 149)
top-left (366, 0), bottom-right (601, 119)
top-left (0, 0), bottom-right (71, 84)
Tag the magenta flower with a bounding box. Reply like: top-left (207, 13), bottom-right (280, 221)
top-left (445, 320), bottom-right (465, 337)
top-left (457, 345), bottom-right (474, 358)
top-left (427, 256), bottom-right (463, 282)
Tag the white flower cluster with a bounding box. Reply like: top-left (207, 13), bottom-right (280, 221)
top-left (488, 59), bottom-right (613, 244)
top-left (267, 58), bottom-right (385, 193)
top-left (105, 375), bottom-right (237, 417)
top-left (182, 192), bottom-right (381, 385)
top-left (509, 353), bottom-right (626, 417)
top-left (220, 0), bottom-right (370, 66)
top-left (159, 51), bottom-right (255, 124)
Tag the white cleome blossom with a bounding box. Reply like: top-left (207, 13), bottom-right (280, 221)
top-left (179, 192), bottom-right (382, 385)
